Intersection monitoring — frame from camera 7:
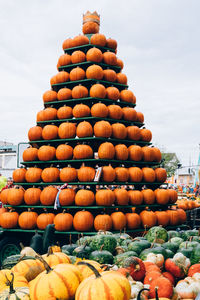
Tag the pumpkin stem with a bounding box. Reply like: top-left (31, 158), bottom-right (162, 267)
top-left (136, 288), bottom-right (149, 300)
top-left (18, 254), bottom-right (26, 263)
top-left (20, 242), bottom-right (24, 250)
top-left (5, 273), bottom-right (15, 294)
top-left (35, 255), bottom-right (52, 273)
top-left (69, 234), bottom-right (72, 245)
top-left (100, 244), bottom-right (104, 251)
top-left (47, 246), bottom-right (54, 256)
top-left (77, 261), bottom-right (101, 278)
top-left (155, 287), bottom-right (159, 300)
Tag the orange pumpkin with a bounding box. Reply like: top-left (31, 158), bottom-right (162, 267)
top-left (72, 104), bottom-right (90, 118)
top-left (103, 51), bottom-right (117, 65)
top-left (58, 122), bottom-right (76, 139)
top-left (18, 210), bottom-right (38, 229)
top-left (152, 147), bottom-right (162, 162)
top-left (0, 189), bottom-right (9, 204)
top-left (57, 88), bottom-right (72, 101)
top-left (25, 167), bottom-right (42, 183)
top-left (107, 104), bottom-right (123, 119)
top-left (60, 167), bottom-right (77, 182)
top-left (155, 211), bottom-right (170, 227)
top-left (111, 211), bottom-right (126, 230)
top-left (40, 186), bottom-right (58, 205)
top-left (58, 188), bottom-right (75, 206)
top-left (75, 189), bottom-right (95, 206)
top-left (155, 168), bottom-right (167, 182)
top-left (101, 165), bottom-right (116, 182)
top-left (54, 71), bottom-right (69, 84)
top-left (90, 83), bottom-right (106, 98)
top-left (69, 67), bottom-right (86, 81)
top-left (12, 168), bottom-right (27, 183)
top-left (42, 125), bottom-right (58, 140)
top-left (95, 189), bottom-right (115, 206)
top-left (115, 144), bottom-right (128, 160)
top-left (22, 147), bottom-right (38, 162)
top-left (94, 120), bottom-right (112, 138)
top-left (72, 85), bottom-right (88, 99)
top-left (129, 167), bottom-right (143, 182)
top-left (86, 47), bottom-right (103, 63)
top-left (140, 210), bottom-right (157, 228)
top-left (73, 144), bottom-right (93, 159)
top-left (111, 123), bottom-right (127, 139)
top-left (28, 126), bottom-right (43, 141)
top-left (56, 144), bottom-right (73, 160)
top-left (1, 211), bottom-right (19, 229)
top-left (91, 103), bottom-right (108, 117)
top-left (115, 167), bottom-right (129, 182)
top-left (94, 214), bottom-right (112, 231)
top-left (106, 38), bottom-right (117, 50)
top-left (142, 189), bottom-right (155, 205)
top-left (103, 69), bottom-right (117, 82)
top-left (91, 33), bottom-right (107, 47)
top-left (116, 73), bottom-right (127, 84)
top-left (155, 189), bottom-right (169, 205)
top-left (71, 50), bottom-right (86, 64)
top-left (43, 90), bottom-right (57, 103)
top-left (86, 65), bottom-right (104, 80)
top-left (41, 167), bottom-right (60, 183)
top-left (77, 166), bottom-right (95, 182)
top-left (168, 189), bottom-right (178, 203)
top-left (120, 90), bottom-right (136, 103)
top-left (7, 187), bottom-right (24, 206)
top-left (106, 86), bottom-right (120, 100)
top-left (140, 128), bottom-right (152, 142)
top-left (126, 213), bottom-right (141, 229)
top-left (128, 145), bottom-right (143, 161)
top-left (176, 208), bottom-right (187, 224)
top-left (57, 54), bottom-right (71, 67)
top-left (127, 126), bottom-right (141, 140)
top-left (57, 106), bottom-right (73, 119)
top-left (54, 211), bottom-right (73, 231)
top-left (142, 167), bottom-right (156, 182)
top-left (167, 209), bottom-right (179, 226)
top-left (76, 121), bottom-right (93, 138)
top-left (114, 189), bottom-right (129, 205)
top-left (98, 142), bottom-right (115, 159)
top-left (38, 145), bottom-right (56, 161)
top-left (116, 58), bottom-right (124, 70)
top-left (62, 38), bottom-right (75, 50)
top-left (136, 111), bottom-right (144, 123)
top-left (128, 190), bottom-right (143, 205)
top-left (73, 211), bottom-right (94, 231)
top-left (37, 212), bottom-right (55, 230)
top-left (82, 21), bottom-right (99, 34)
top-left (142, 147), bottom-right (155, 162)
top-left (122, 107), bottom-right (137, 121)
top-left (24, 188), bottom-right (41, 205)
top-left (73, 35), bottom-right (89, 47)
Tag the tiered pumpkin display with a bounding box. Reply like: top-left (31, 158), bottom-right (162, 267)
top-left (0, 11), bottom-right (181, 236)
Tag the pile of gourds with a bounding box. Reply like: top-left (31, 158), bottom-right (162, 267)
top-left (1, 226), bottom-right (200, 299)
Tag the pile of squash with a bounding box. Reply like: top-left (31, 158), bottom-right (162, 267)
top-left (1, 226), bottom-right (200, 299)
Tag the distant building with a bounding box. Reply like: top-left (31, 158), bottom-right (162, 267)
top-left (0, 141), bottom-right (17, 177)
top-left (177, 167), bottom-right (195, 186)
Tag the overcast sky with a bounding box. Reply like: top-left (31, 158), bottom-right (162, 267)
top-left (0, 0), bottom-right (199, 167)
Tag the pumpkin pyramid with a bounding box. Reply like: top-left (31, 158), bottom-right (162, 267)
top-left (0, 11), bottom-right (184, 234)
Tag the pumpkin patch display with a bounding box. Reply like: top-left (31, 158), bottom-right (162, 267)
top-left (6, 10), bottom-right (189, 252)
